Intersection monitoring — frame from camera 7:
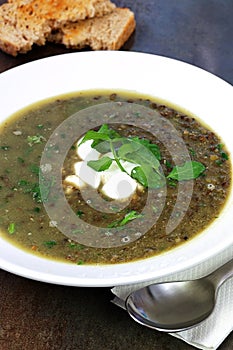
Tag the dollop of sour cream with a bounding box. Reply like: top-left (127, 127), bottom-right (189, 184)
top-left (64, 137), bottom-right (140, 200)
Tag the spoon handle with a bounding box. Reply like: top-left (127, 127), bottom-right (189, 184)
top-left (206, 258), bottom-right (233, 289)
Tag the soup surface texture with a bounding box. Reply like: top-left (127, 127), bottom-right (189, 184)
top-left (0, 90), bottom-right (231, 264)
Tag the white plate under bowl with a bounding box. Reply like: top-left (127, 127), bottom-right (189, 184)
top-left (0, 51), bottom-right (233, 287)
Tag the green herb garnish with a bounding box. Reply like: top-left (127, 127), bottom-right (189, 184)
top-left (221, 152), bottom-right (229, 160)
top-left (69, 243), bottom-right (85, 250)
top-left (216, 143), bottom-right (223, 151)
top-left (27, 135), bottom-right (45, 146)
top-left (0, 146), bottom-right (10, 150)
top-left (131, 137), bottom-right (161, 160)
top-left (164, 160), bottom-right (173, 169)
top-left (8, 223), bottom-right (15, 234)
top-left (76, 210), bottom-right (84, 217)
top-left (108, 210), bottom-right (144, 228)
top-left (77, 260), bottom-right (84, 265)
top-left (87, 156), bottom-right (113, 172)
top-left (18, 176), bottom-right (52, 203)
top-left (37, 124), bottom-right (44, 129)
top-left (215, 159), bottom-right (223, 166)
top-left (18, 179), bottom-right (29, 186)
top-left (29, 164), bottom-right (40, 175)
top-left (82, 124), bottom-right (165, 188)
top-left (167, 178), bottom-right (178, 187)
top-left (43, 240), bottom-right (57, 248)
top-left (216, 143), bottom-right (229, 161)
top-left (189, 148), bottom-right (196, 157)
top-left (81, 124), bottom-right (206, 188)
top-left (167, 161), bottom-right (206, 181)
top-left (17, 157), bottom-right (25, 164)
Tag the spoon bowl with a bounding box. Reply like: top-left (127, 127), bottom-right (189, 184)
top-left (126, 258), bottom-right (233, 332)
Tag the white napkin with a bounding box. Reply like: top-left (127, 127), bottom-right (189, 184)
top-left (111, 246), bottom-right (233, 350)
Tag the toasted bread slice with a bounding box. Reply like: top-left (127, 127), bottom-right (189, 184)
top-left (0, 0), bottom-right (116, 56)
top-left (49, 8), bottom-right (136, 51)
top-left (0, 2), bottom-right (51, 55)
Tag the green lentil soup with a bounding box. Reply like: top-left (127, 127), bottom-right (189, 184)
top-left (0, 90), bottom-right (231, 265)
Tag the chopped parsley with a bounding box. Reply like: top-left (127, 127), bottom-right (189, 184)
top-left (0, 146), bottom-right (10, 150)
top-left (76, 210), bottom-right (84, 217)
top-left (43, 240), bottom-right (57, 248)
top-left (27, 135), bottom-right (45, 146)
top-left (8, 223), bottom-right (15, 234)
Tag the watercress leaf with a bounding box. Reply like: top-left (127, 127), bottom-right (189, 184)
top-left (93, 137), bottom-right (125, 153)
top-left (117, 142), bottom-right (146, 166)
top-left (131, 137), bottom-right (161, 160)
top-left (167, 161), bottom-right (206, 181)
top-left (108, 210), bottom-right (144, 228)
top-left (87, 156), bottom-right (113, 172)
top-left (106, 129), bottom-right (121, 140)
top-left (92, 140), bottom-right (112, 153)
top-left (168, 178), bottom-right (178, 187)
top-left (140, 148), bottom-right (161, 170)
top-left (118, 149), bottom-right (141, 165)
top-left (91, 124), bottom-right (120, 147)
top-left (97, 124), bottom-right (110, 133)
top-left (119, 210), bottom-right (144, 226)
top-left (86, 125), bottom-right (121, 152)
top-left (131, 165), bottom-right (165, 188)
top-left (142, 165), bottom-right (166, 188)
top-left (96, 124), bottom-right (120, 139)
top-left (118, 141), bottom-right (160, 170)
top-left (149, 172), bottom-right (166, 188)
top-left (107, 220), bottom-right (120, 228)
top-left (79, 130), bottom-right (111, 146)
top-left (118, 140), bottom-right (163, 188)
top-left (117, 141), bottom-right (141, 157)
top-left (146, 143), bottom-right (161, 160)
top-left (123, 139), bottom-right (161, 170)
top-left (131, 166), bottom-right (148, 187)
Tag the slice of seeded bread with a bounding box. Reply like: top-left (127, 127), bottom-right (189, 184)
top-left (0, 2), bottom-right (51, 55)
top-left (0, 0), bottom-right (116, 56)
top-left (49, 8), bottom-right (136, 51)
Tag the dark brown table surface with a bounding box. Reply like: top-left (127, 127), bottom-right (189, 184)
top-left (0, 1), bottom-right (232, 349)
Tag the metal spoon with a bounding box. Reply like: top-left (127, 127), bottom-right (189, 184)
top-left (125, 258), bottom-right (233, 332)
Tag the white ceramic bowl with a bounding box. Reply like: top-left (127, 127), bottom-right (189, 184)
top-left (0, 51), bottom-right (233, 286)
